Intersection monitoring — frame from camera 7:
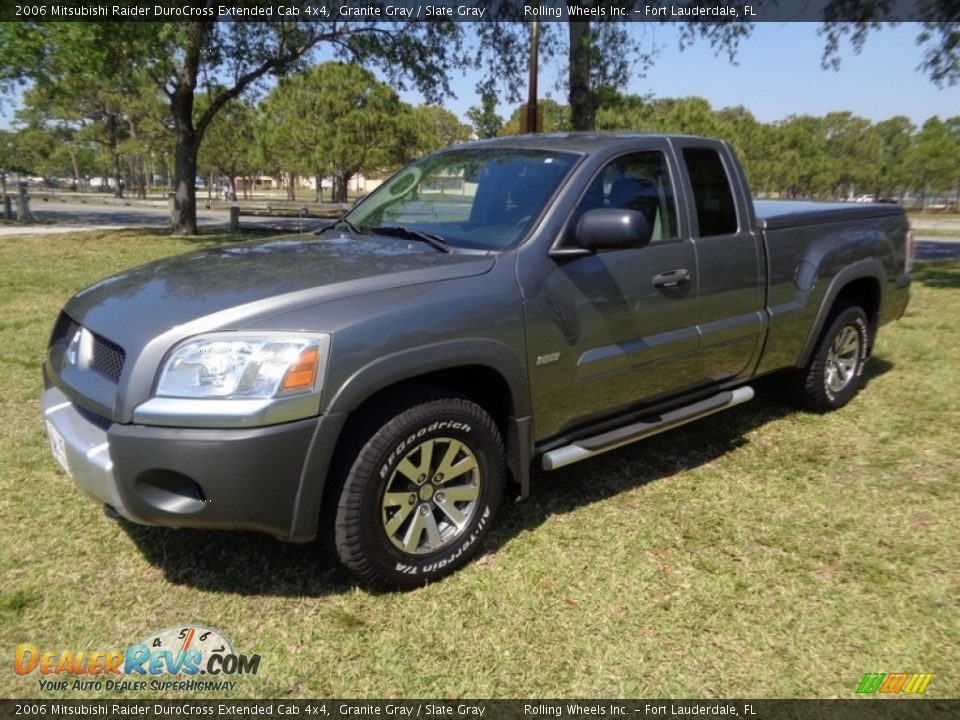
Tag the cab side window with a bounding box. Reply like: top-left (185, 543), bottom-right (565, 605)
top-left (573, 151), bottom-right (678, 243)
top-left (682, 147), bottom-right (738, 237)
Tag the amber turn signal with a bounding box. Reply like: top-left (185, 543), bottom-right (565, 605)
top-left (280, 347), bottom-right (319, 391)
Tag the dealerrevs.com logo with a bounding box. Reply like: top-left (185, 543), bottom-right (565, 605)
top-left (13, 625), bottom-right (261, 693)
top-left (856, 672), bottom-right (933, 695)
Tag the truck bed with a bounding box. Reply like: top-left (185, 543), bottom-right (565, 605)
top-left (754, 199), bottom-right (904, 230)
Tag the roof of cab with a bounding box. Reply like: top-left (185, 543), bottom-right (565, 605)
top-left (452, 132), bottom-right (719, 154)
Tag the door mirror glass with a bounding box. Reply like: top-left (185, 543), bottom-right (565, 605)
top-left (575, 208), bottom-right (651, 251)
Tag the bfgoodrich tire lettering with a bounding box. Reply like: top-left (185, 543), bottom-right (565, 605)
top-left (790, 304), bottom-right (870, 412)
top-left (335, 398), bottom-right (505, 589)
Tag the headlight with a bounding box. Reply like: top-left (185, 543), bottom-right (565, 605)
top-left (156, 334), bottom-right (330, 399)
top-left (64, 327), bottom-right (85, 369)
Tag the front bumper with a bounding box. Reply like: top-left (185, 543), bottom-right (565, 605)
top-left (41, 385), bottom-right (335, 540)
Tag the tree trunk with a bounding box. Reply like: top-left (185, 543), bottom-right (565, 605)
top-left (134, 156), bottom-right (147, 199)
top-left (315, 173), bottom-right (323, 203)
top-left (170, 131), bottom-right (200, 235)
top-left (128, 119), bottom-right (147, 198)
top-left (286, 171), bottom-right (296, 201)
top-left (569, 22), bottom-right (595, 132)
top-left (112, 152), bottom-right (124, 198)
top-left (69, 149), bottom-right (81, 191)
top-left (333, 173), bottom-right (349, 204)
top-left (168, 25), bottom-right (207, 236)
top-left (104, 112), bottom-right (125, 198)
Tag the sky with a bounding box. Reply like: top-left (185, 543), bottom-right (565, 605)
top-left (419, 22), bottom-right (958, 127)
top-left (1, 22), bottom-right (956, 130)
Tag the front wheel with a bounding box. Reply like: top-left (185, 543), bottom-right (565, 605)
top-left (334, 398), bottom-right (505, 589)
top-left (789, 304), bottom-right (870, 412)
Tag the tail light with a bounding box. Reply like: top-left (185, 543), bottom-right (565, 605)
top-left (905, 228), bottom-right (915, 273)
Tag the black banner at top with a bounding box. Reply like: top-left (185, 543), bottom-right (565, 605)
top-left (1, 0), bottom-right (951, 23)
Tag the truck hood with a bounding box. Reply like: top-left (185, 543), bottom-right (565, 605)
top-left (65, 234), bottom-right (496, 350)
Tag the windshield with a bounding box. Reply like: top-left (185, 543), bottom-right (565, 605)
top-left (346, 147), bottom-right (579, 251)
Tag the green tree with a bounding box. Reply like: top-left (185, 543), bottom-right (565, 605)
top-left (822, 112), bottom-right (882, 198)
top-left (0, 128), bottom-right (33, 209)
top-left (873, 116), bottom-right (916, 198)
top-left (715, 105), bottom-right (775, 195)
top-left (946, 116), bottom-right (960, 206)
top-left (500, 99), bottom-right (572, 135)
top-left (1, 127), bottom-right (50, 178)
top-left (466, 94), bottom-right (504, 139)
top-left (115, 77), bottom-right (173, 199)
top-left (595, 91), bottom-right (652, 131)
top-left (258, 63), bottom-right (408, 204)
top-left (16, 70), bottom-right (136, 197)
top-left (596, 95), bottom-right (722, 136)
top-left (0, 19), bottom-right (482, 233)
top-left (654, 97), bottom-right (723, 136)
top-left (198, 97), bottom-right (257, 201)
top-left (256, 78), bottom-right (315, 201)
top-left (770, 116), bottom-right (831, 198)
top-left (908, 116), bottom-right (959, 208)
top-left (407, 105), bottom-right (473, 157)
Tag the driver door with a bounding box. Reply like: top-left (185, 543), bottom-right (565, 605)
top-left (521, 147), bottom-right (702, 440)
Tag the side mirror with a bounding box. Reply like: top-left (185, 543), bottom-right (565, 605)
top-left (575, 208), bottom-right (651, 251)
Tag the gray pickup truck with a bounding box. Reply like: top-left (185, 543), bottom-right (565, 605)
top-left (42, 134), bottom-right (912, 588)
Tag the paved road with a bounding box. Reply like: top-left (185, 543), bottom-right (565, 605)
top-left (915, 238), bottom-right (960, 261)
top-left (2, 201), bottom-right (331, 236)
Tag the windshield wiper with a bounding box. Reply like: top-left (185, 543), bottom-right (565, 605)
top-left (371, 226), bottom-right (451, 253)
top-left (338, 218), bottom-right (362, 235)
top-left (315, 218), bottom-right (362, 236)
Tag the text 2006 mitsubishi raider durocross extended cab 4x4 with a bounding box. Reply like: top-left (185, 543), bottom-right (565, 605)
top-left (43, 134), bottom-right (912, 588)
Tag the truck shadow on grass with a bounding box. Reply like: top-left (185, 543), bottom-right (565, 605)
top-left (118, 360), bottom-right (894, 596)
top-left (913, 260), bottom-right (960, 289)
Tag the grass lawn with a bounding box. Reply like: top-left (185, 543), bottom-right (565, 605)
top-left (0, 230), bottom-right (957, 699)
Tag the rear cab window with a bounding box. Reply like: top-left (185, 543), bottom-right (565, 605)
top-left (682, 147), bottom-right (739, 237)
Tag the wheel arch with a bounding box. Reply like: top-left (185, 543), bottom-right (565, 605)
top-left (323, 339), bottom-right (530, 418)
top-left (295, 341), bottom-right (532, 543)
top-left (797, 261), bottom-right (884, 368)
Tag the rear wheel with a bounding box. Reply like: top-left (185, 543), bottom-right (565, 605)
top-left (789, 304), bottom-right (869, 412)
top-left (334, 398), bottom-right (504, 589)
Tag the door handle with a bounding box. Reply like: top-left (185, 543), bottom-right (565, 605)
top-left (652, 268), bottom-right (690, 288)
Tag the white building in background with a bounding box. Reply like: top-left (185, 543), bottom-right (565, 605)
top-left (217, 172), bottom-right (387, 198)
top-left (300, 174), bottom-right (385, 194)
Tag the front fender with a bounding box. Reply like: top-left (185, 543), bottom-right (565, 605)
top-left (324, 338), bottom-right (531, 417)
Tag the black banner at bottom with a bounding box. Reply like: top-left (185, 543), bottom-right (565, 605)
top-left (0, 700), bottom-right (957, 720)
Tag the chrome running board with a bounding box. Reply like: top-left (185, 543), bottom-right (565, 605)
top-left (541, 386), bottom-right (755, 471)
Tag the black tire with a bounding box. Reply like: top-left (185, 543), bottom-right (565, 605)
top-left (789, 304), bottom-right (870, 412)
top-left (334, 398), bottom-right (505, 590)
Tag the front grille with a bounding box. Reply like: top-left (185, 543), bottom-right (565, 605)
top-left (75, 403), bottom-right (113, 430)
top-left (91, 334), bottom-right (125, 381)
top-left (48, 312), bottom-right (126, 383)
